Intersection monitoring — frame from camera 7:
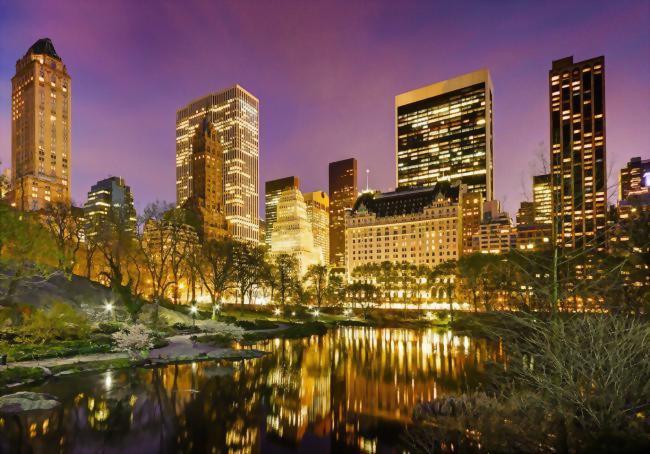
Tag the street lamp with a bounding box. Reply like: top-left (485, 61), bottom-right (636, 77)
top-left (105, 301), bottom-right (116, 322)
top-left (190, 305), bottom-right (198, 327)
top-left (313, 309), bottom-right (320, 318)
top-left (273, 308), bottom-right (281, 317)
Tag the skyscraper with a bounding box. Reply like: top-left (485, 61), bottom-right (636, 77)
top-left (303, 191), bottom-right (330, 265)
top-left (533, 173), bottom-right (552, 225)
top-left (619, 157), bottom-right (650, 200)
top-left (516, 201), bottom-right (535, 226)
top-left (271, 187), bottom-right (320, 276)
top-left (176, 85), bottom-right (259, 243)
top-left (83, 176), bottom-right (136, 236)
top-left (181, 119), bottom-right (228, 240)
top-left (329, 158), bottom-right (357, 268)
top-left (265, 176), bottom-right (300, 246)
top-left (11, 38), bottom-right (71, 210)
top-left (549, 56), bottom-right (606, 248)
top-left (395, 69), bottom-right (494, 200)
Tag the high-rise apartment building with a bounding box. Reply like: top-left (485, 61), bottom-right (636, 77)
top-left (270, 188), bottom-right (320, 276)
top-left (303, 191), bottom-right (329, 265)
top-left (395, 69), bottom-right (494, 201)
top-left (11, 38), bottom-right (71, 210)
top-left (619, 157), bottom-right (650, 201)
top-left (533, 173), bottom-right (552, 225)
top-left (549, 56), bottom-right (606, 248)
top-left (516, 201), bottom-right (535, 226)
top-left (265, 176), bottom-right (300, 246)
top-left (83, 176), bottom-right (136, 236)
top-left (180, 119), bottom-right (228, 240)
top-left (345, 183), bottom-right (464, 274)
top-left (176, 85), bottom-right (259, 243)
top-left (329, 158), bottom-right (357, 268)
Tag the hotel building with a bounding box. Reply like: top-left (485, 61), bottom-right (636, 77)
top-left (329, 158), bottom-right (357, 268)
top-left (11, 38), bottom-right (71, 210)
top-left (304, 191), bottom-right (330, 265)
top-left (549, 56), bottom-right (606, 248)
top-left (265, 176), bottom-right (300, 246)
top-left (344, 183), bottom-right (464, 274)
top-left (460, 191), bottom-right (483, 254)
top-left (176, 85), bottom-right (259, 243)
top-left (395, 69), bottom-right (494, 201)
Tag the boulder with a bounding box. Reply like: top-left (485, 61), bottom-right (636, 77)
top-left (0, 391), bottom-right (60, 414)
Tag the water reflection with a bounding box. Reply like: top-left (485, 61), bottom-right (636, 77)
top-left (1, 327), bottom-right (502, 453)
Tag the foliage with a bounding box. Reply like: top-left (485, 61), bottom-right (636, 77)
top-left (0, 367), bottom-right (48, 388)
top-left (19, 302), bottom-right (90, 343)
top-left (346, 281), bottom-right (379, 320)
top-left (0, 339), bottom-right (113, 362)
top-left (200, 321), bottom-right (246, 341)
top-left (304, 264), bottom-right (328, 307)
top-left (234, 319), bottom-right (279, 330)
top-left (95, 321), bottom-right (122, 334)
top-left (274, 253), bottom-right (299, 306)
top-left (111, 323), bottom-right (154, 359)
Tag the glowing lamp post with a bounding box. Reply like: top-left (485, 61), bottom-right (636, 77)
top-left (190, 305), bottom-right (198, 327)
top-left (105, 302), bottom-right (116, 321)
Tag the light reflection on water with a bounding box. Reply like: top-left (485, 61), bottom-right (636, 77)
top-left (0, 326), bottom-right (502, 453)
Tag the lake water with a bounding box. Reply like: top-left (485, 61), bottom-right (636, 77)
top-left (1, 326), bottom-right (503, 453)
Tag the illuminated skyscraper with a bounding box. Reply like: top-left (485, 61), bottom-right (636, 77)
top-left (304, 191), bottom-right (330, 265)
top-left (549, 56), bottom-right (606, 248)
top-left (176, 85), bottom-right (259, 243)
top-left (265, 176), bottom-right (300, 246)
top-left (83, 176), bottom-right (136, 236)
top-left (11, 38), bottom-right (71, 210)
top-left (181, 119), bottom-right (228, 240)
top-left (329, 158), bottom-right (357, 268)
top-left (395, 69), bottom-right (494, 200)
top-left (619, 157), bottom-right (650, 200)
top-left (271, 187), bottom-right (320, 276)
top-left (533, 173), bottom-right (552, 225)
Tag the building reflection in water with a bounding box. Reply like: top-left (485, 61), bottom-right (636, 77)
top-left (0, 327), bottom-right (502, 453)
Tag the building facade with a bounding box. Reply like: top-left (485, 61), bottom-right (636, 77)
top-left (516, 201), bottom-right (535, 227)
top-left (265, 176), bottom-right (300, 246)
top-left (549, 56), bottom-right (607, 248)
top-left (619, 157), bottom-right (650, 201)
top-left (470, 210), bottom-right (515, 255)
top-left (460, 191), bottom-right (483, 254)
top-left (533, 173), bottom-right (552, 225)
top-left (180, 119), bottom-right (228, 240)
top-left (11, 38), bottom-right (71, 210)
top-left (345, 183), bottom-right (464, 274)
top-left (395, 69), bottom-right (494, 201)
top-left (176, 85), bottom-right (259, 243)
top-left (270, 188), bottom-right (321, 276)
top-left (83, 176), bottom-right (136, 236)
top-left (303, 190), bottom-right (330, 265)
top-left (329, 158), bottom-right (357, 268)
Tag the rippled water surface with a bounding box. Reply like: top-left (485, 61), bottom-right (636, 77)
top-left (1, 326), bottom-right (503, 453)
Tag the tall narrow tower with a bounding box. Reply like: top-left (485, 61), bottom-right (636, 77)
top-left (11, 38), bottom-right (71, 210)
top-left (549, 56), bottom-right (606, 248)
top-left (329, 158), bottom-right (357, 268)
top-left (176, 85), bottom-right (259, 243)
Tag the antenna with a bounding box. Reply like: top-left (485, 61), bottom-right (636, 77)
top-left (365, 168), bottom-right (370, 192)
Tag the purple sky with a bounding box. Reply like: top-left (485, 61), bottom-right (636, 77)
top-left (1, 0), bottom-right (649, 216)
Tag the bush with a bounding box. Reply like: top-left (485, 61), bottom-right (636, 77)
top-left (19, 302), bottom-right (90, 343)
top-left (112, 324), bottom-right (154, 359)
top-left (95, 321), bottom-right (121, 334)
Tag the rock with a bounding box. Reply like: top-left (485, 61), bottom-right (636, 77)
top-left (0, 392), bottom-right (60, 414)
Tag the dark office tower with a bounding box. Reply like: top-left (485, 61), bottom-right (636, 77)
top-left (516, 201), bottom-right (535, 226)
top-left (264, 176), bottom-right (300, 246)
top-left (329, 158), bottom-right (357, 268)
top-left (395, 69), bottom-right (494, 201)
top-left (549, 56), bottom-right (606, 248)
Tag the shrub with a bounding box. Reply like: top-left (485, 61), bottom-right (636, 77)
top-left (235, 319), bottom-right (279, 330)
top-left (202, 321), bottom-right (246, 341)
top-left (111, 324), bottom-right (154, 359)
top-left (95, 321), bottom-right (121, 334)
top-left (20, 302), bottom-right (90, 343)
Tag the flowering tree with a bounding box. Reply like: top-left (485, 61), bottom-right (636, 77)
top-left (112, 323), bottom-right (154, 359)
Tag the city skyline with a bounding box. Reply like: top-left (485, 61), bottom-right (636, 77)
top-left (0, 0), bottom-right (648, 218)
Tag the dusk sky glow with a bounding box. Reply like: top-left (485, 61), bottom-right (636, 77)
top-left (1, 0), bottom-right (648, 216)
